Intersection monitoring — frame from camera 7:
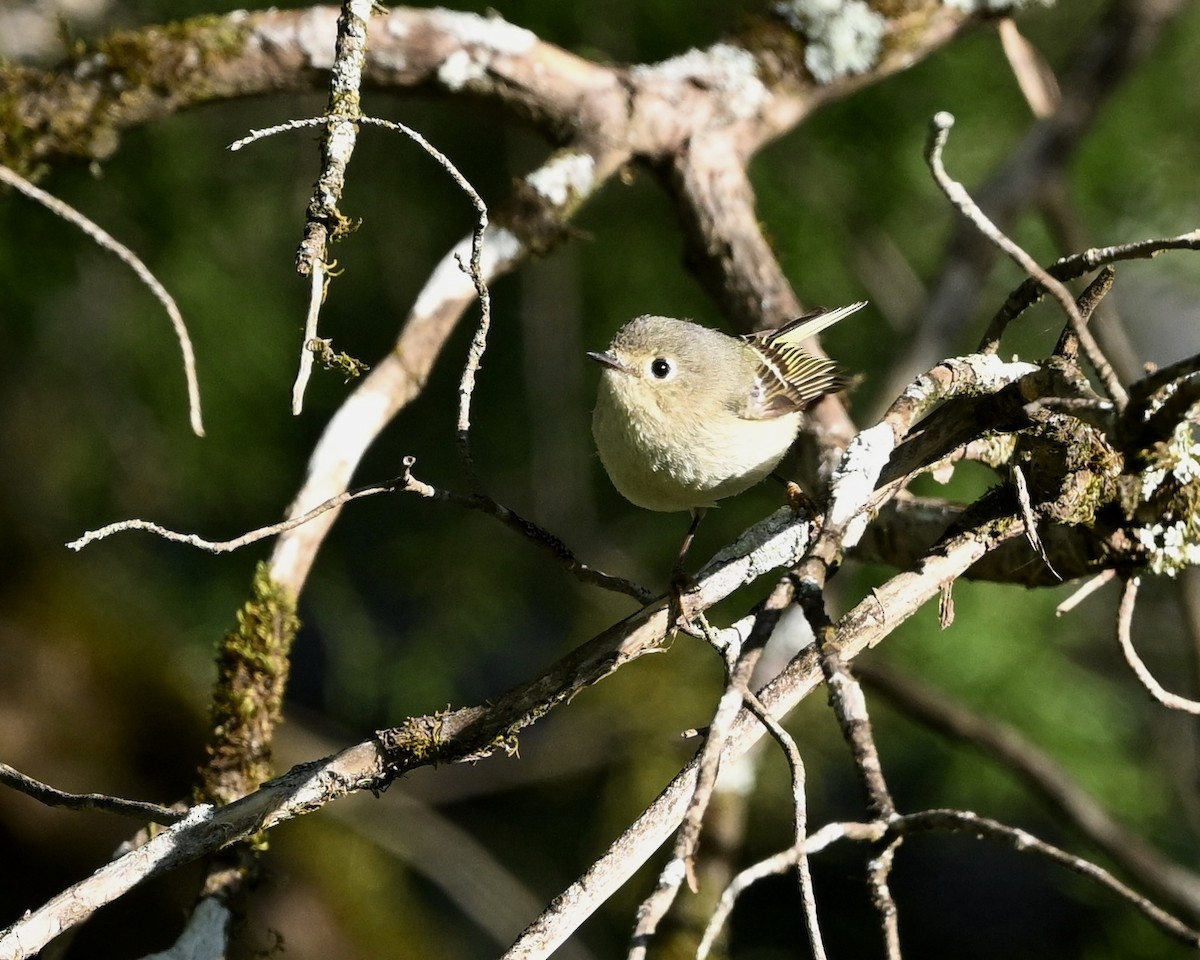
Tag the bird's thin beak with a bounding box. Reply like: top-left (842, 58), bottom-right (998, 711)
top-left (587, 351), bottom-right (628, 373)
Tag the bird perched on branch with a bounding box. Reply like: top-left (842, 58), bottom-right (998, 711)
top-left (589, 301), bottom-right (865, 583)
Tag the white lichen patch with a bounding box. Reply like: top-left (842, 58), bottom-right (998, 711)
top-left (253, 7), bottom-right (339, 70)
top-left (414, 9), bottom-right (538, 90)
top-left (384, 12), bottom-right (410, 40)
top-left (1136, 520), bottom-right (1200, 576)
top-left (526, 152), bottom-right (596, 207)
top-left (371, 47), bottom-right (409, 73)
top-left (1134, 410), bottom-right (1200, 576)
top-left (774, 0), bottom-right (887, 84)
top-left (438, 48), bottom-right (488, 90)
top-left (428, 8), bottom-right (538, 55)
top-left (943, 0), bottom-right (1052, 13)
top-left (828, 421), bottom-right (893, 535)
top-left (410, 226), bottom-right (522, 319)
top-left (632, 43), bottom-right (769, 120)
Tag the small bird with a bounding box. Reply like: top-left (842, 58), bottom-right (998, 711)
top-left (588, 302), bottom-right (865, 577)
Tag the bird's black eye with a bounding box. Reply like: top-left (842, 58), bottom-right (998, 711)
top-left (650, 358), bottom-right (672, 379)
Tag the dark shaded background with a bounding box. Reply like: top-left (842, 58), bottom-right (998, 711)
top-left (2, 0), bottom-right (1200, 956)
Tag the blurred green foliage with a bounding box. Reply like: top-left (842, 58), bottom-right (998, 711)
top-left (2, 0), bottom-right (1200, 957)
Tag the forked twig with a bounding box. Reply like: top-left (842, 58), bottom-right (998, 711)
top-left (983, 230), bottom-right (1200, 353)
top-left (924, 111), bottom-right (1127, 408)
top-left (69, 457), bottom-right (651, 602)
top-left (231, 114), bottom-right (490, 438)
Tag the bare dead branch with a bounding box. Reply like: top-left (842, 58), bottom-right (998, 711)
top-left (70, 457), bottom-right (651, 601)
top-left (982, 230), bottom-right (1200, 352)
top-left (626, 615), bottom-right (773, 960)
top-left (858, 660), bottom-right (1200, 919)
top-left (924, 111), bottom-right (1127, 407)
top-left (295, 0), bottom-right (373, 278)
top-left (1117, 575), bottom-right (1200, 714)
top-left (0, 164), bottom-right (204, 437)
top-left (890, 809), bottom-right (1200, 948)
top-left (504, 512), bottom-right (1024, 960)
top-left (0, 762), bottom-right (182, 826)
top-left (0, 507), bottom-right (822, 960)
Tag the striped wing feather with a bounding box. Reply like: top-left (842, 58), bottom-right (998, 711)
top-left (741, 301), bottom-right (865, 420)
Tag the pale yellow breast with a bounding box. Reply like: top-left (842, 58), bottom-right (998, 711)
top-left (592, 372), bottom-right (800, 513)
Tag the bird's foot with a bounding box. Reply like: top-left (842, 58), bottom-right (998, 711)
top-left (668, 567), bottom-right (702, 631)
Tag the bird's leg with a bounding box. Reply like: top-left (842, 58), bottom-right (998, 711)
top-left (771, 471), bottom-right (817, 516)
top-left (669, 509), bottom-right (705, 626)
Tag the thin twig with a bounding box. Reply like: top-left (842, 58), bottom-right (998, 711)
top-left (1055, 569), bottom-right (1116, 615)
top-left (738, 688), bottom-right (826, 960)
top-left (294, 0), bottom-right (372, 275)
top-left (399, 459), bottom-right (651, 601)
top-left (627, 614), bottom-right (767, 960)
top-left (858, 659), bottom-right (1200, 918)
top-left (0, 164), bottom-right (204, 436)
top-left (924, 111), bottom-right (1128, 408)
top-left (453, 209), bottom-right (492, 492)
top-left (290, 0), bottom-right (373, 410)
top-left (1054, 265), bottom-right (1115, 360)
top-left (0, 762), bottom-right (182, 825)
top-left (867, 838), bottom-right (904, 960)
top-left (982, 230), bottom-right (1200, 354)
top-left (1116, 575), bottom-right (1200, 714)
top-left (292, 261), bottom-right (326, 414)
top-left (819, 642), bottom-right (902, 956)
top-left (231, 114), bottom-right (490, 432)
top-left (69, 457), bottom-right (651, 602)
top-left (891, 809), bottom-right (1200, 948)
top-left (67, 480), bottom-right (397, 553)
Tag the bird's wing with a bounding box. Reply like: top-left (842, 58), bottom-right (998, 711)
top-left (739, 301), bottom-right (864, 419)
top-left (762, 300), bottom-right (868, 346)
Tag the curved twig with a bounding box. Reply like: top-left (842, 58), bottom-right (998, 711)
top-left (1116, 575), bottom-right (1200, 715)
top-left (0, 164), bottom-right (204, 437)
top-left (924, 111), bottom-right (1127, 408)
